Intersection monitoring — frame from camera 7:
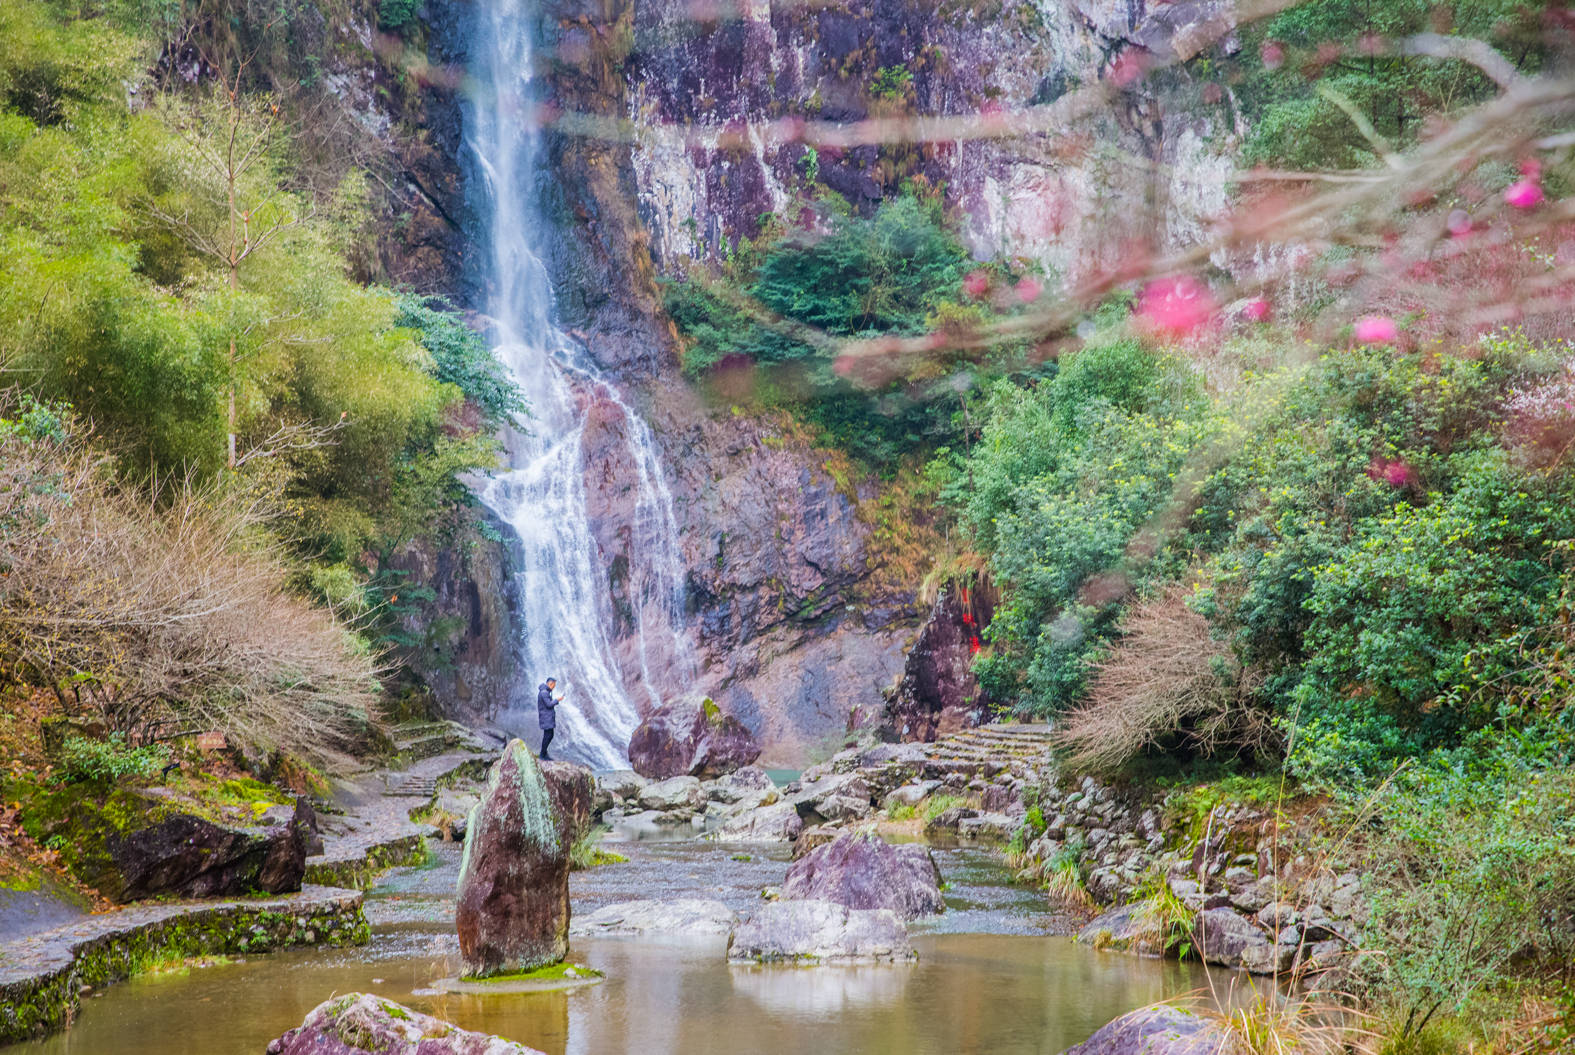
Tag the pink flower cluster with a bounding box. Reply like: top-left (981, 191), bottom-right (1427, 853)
top-left (1505, 158), bottom-right (1545, 210)
top-left (1353, 315), bottom-right (1399, 344)
top-left (1136, 275), bottom-right (1214, 337)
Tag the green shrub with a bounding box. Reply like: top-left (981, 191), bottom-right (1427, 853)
top-left (1349, 761), bottom-right (1575, 1040)
top-left (58, 734), bottom-right (169, 784)
top-left (937, 335), bottom-right (1211, 715)
top-left (377, 0), bottom-right (421, 31)
top-left (666, 189), bottom-right (1046, 469)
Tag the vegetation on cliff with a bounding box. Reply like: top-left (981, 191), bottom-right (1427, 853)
top-left (0, 0), bottom-right (512, 765)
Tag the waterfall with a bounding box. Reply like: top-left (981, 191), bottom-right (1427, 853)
top-left (463, 0), bottom-right (694, 770)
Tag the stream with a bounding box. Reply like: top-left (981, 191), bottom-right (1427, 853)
top-left (14, 835), bottom-right (1222, 1054)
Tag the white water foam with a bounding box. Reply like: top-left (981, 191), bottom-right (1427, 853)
top-left (465, 0), bottom-right (694, 769)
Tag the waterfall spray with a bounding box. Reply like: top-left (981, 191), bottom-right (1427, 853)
top-left (464, 0), bottom-right (694, 770)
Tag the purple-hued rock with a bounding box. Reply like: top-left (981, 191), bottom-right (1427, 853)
top-left (782, 829), bottom-right (944, 920)
top-left (1062, 1003), bottom-right (1245, 1055)
top-left (267, 993), bottom-right (543, 1054)
top-left (628, 696), bottom-right (761, 779)
top-left (728, 899), bottom-right (915, 963)
top-left (455, 742), bottom-right (593, 977)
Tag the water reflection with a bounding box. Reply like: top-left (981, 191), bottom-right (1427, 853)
top-left (730, 961), bottom-right (915, 1016)
top-left (11, 842), bottom-right (1233, 1055)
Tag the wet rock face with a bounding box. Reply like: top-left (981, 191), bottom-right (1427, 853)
top-left (267, 993), bottom-right (543, 1055)
top-left (883, 584), bottom-right (995, 742)
top-left (101, 795), bottom-right (311, 903)
top-left (782, 830), bottom-right (944, 920)
top-left (1062, 1003), bottom-right (1246, 1055)
top-left (455, 743), bottom-right (593, 977)
top-left (628, 696), bottom-right (762, 779)
top-left (617, 0), bottom-right (1240, 289)
top-left (728, 899), bottom-right (915, 963)
top-left (387, 510), bottom-right (522, 727)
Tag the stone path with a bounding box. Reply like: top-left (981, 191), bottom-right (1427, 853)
top-left (305, 736), bottom-right (490, 890)
top-left (0, 885), bottom-right (367, 1044)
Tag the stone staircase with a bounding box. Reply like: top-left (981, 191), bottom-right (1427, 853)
top-left (815, 722), bottom-right (1056, 788)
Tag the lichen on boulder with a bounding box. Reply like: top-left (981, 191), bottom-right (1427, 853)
top-left (267, 993), bottom-right (543, 1054)
top-left (454, 741), bottom-right (592, 978)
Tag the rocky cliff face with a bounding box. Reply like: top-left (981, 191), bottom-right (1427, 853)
top-left (619, 0), bottom-right (1240, 286)
top-left (388, 0), bottom-right (1244, 762)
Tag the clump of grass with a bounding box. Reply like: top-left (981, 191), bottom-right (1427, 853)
top-left (1128, 868), bottom-right (1197, 957)
top-left (569, 827), bottom-right (625, 870)
top-left (922, 793), bottom-right (966, 823)
top-left (1192, 986), bottom-right (1364, 1055)
top-left (1013, 841), bottom-right (1095, 911)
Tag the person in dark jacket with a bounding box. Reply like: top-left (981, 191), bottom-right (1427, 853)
top-left (537, 678), bottom-right (559, 760)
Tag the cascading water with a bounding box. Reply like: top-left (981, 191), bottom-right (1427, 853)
top-left (464, 0), bottom-right (694, 770)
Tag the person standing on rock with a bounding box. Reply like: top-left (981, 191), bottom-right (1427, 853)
top-left (537, 677), bottom-right (560, 760)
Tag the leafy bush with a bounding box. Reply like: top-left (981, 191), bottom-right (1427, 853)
top-left (1232, 0), bottom-right (1546, 169)
top-left (377, 0), bottom-right (421, 31)
top-left (1350, 762), bottom-right (1575, 1039)
top-left (57, 734), bottom-right (169, 784)
top-left (666, 189), bottom-right (1044, 467)
top-left (936, 335), bottom-right (1211, 715)
top-left (394, 293), bottom-right (525, 430)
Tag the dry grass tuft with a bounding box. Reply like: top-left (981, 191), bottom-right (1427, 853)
top-left (1052, 585), bottom-right (1277, 772)
top-left (0, 406), bottom-right (382, 766)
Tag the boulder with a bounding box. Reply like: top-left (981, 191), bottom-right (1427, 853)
top-left (791, 824), bottom-right (842, 859)
top-left (455, 741), bottom-right (591, 977)
top-left (885, 781), bottom-right (941, 809)
top-left (627, 696), bottom-right (761, 779)
top-left (638, 775), bottom-right (705, 812)
top-left (709, 801), bottom-right (804, 843)
top-left (729, 899), bottom-right (916, 963)
top-left (596, 770), bottom-right (648, 802)
top-left (267, 993), bottom-right (542, 1055)
top-left (787, 773), bottom-right (873, 820)
top-left (1062, 1003), bottom-right (1245, 1055)
top-left (82, 792), bottom-right (313, 902)
top-left (815, 792), bottom-right (873, 822)
top-left (708, 765), bottom-right (777, 805)
top-left (1075, 904), bottom-right (1160, 954)
top-left (782, 830), bottom-right (944, 920)
top-left (1192, 907), bottom-right (1272, 971)
top-left (570, 899), bottom-right (738, 939)
top-left (923, 805), bottom-right (979, 836)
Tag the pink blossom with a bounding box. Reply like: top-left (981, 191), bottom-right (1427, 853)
top-left (1446, 209), bottom-right (1472, 237)
top-left (1367, 457), bottom-right (1414, 487)
top-left (1136, 275), bottom-right (1215, 337)
top-left (1015, 276), bottom-right (1043, 304)
top-left (1242, 298), bottom-right (1270, 322)
top-left (1109, 50), bottom-right (1149, 87)
top-left (963, 270), bottom-right (990, 299)
top-left (1353, 315), bottom-right (1399, 344)
top-left (1505, 179), bottom-right (1544, 209)
top-left (1260, 41), bottom-right (1284, 70)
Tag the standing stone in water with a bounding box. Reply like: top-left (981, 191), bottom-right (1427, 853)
top-left (455, 741), bottom-right (593, 977)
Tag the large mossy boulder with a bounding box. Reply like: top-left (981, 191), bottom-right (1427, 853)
top-left (627, 696), bottom-right (761, 780)
top-left (267, 993), bottom-right (544, 1054)
top-left (781, 829), bottom-right (944, 920)
top-left (455, 741), bottom-right (592, 978)
top-left (13, 780), bottom-right (313, 903)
